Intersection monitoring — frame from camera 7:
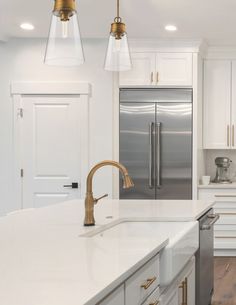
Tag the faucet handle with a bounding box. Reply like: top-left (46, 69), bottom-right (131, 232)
top-left (94, 194), bottom-right (108, 204)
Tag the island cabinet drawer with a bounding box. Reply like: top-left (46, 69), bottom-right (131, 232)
top-left (214, 236), bottom-right (236, 249)
top-left (98, 284), bottom-right (125, 305)
top-left (214, 224), bottom-right (236, 249)
top-left (125, 254), bottom-right (160, 305)
top-left (214, 208), bottom-right (236, 224)
top-left (141, 287), bottom-right (160, 305)
top-left (214, 199), bottom-right (236, 209)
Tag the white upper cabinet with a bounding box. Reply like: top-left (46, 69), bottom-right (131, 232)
top-left (119, 52), bottom-right (156, 86)
top-left (120, 52), bottom-right (193, 86)
top-left (203, 60), bottom-right (231, 149)
top-left (156, 53), bottom-right (193, 86)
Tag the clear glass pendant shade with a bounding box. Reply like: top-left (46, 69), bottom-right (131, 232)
top-left (104, 33), bottom-right (132, 71)
top-left (44, 13), bottom-right (84, 66)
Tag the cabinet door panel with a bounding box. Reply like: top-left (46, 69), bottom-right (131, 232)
top-left (156, 53), bottom-right (192, 86)
top-left (119, 52), bottom-right (156, 85)
top-left (159, 289), bottom-right (178, 305)
top-left (178, 261), bottom-right (195, 305)
top-left (203, 60), bottom-right (231, 149)
top-left (231, 61), bottom-right (236, 149)
top-left (125, 255), bottom-right (159, 305)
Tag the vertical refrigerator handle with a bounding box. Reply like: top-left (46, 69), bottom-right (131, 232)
top-left (149, 122), bottom-right (154, 189)
top-left (156, 122), bottom-right (161, 189)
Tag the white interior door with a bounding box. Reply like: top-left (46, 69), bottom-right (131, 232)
top-left (20, 95), bottom-right (85, 208)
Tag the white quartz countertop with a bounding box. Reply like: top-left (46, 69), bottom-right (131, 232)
top-left (198, 182), bottom-right (236, 189)
top-left (0, 199), bottom-right (214, 305)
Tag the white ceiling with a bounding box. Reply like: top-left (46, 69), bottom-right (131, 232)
top-left (2, 0), bottom-right (236, 45)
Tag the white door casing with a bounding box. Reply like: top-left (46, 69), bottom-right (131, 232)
top-left (12, 82), bottom-right (90, 209)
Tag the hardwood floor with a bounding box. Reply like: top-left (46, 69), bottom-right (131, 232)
top-left (212, 257), bottom-right (236, 305)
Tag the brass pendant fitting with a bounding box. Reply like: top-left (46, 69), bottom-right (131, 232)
top-left (110, 17), bottom-right (126, 39)
top-left (53, 0), bottom-right (76, 21)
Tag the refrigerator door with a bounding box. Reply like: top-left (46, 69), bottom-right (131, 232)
top-left (120, 101), bottom-right (156, 199)
top-left (156, 98), bottom-right (192, 199)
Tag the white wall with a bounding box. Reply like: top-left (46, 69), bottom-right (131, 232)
top-left (0, 38), bottom-right (114, 215)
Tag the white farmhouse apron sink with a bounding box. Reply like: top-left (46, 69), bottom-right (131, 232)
top-left (81, 220), bottom-right (199, 286)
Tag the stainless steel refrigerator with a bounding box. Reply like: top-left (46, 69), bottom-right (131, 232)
top-left (119, 88), bottom-right (192, 200)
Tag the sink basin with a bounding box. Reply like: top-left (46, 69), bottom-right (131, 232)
top-left (82, 220), bottom-right (199, 286)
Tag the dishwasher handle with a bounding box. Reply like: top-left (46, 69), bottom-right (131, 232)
top-left (200, 214), bottom-right (220, 230)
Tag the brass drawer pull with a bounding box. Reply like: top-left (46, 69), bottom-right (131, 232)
top-left (219, 212), bottom-right (236, 215)
top-left (156, 72), bottom-right (159, 83)
top-left (215, 236), bottom-right (236, 239)
top-left (215, 195), bottom-right (236, 198)
top-left (233, 125), bottom-right (235, 147)
top-left (149, 301), bottom-right (159, 305)
top-left (179, 278), bottom-right (188, 305)
top-left (227, 125), bottom-right (230, 147)
top-left (141, 276), bottom-right (157, 290)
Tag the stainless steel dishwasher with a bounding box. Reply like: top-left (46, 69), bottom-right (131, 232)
top-left (195, 209), bottom-right (219, 305)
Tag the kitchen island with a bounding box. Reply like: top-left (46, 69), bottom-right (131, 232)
top-left (0, 199), bottom-right (214, 305)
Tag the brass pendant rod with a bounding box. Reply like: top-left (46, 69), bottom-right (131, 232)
top-left (117, 0), bottom-right (120, 18)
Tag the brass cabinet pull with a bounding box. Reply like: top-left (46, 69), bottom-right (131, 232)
top-left (215, 194), bottom-right (236, 198)
top-left (151, 72), bottom-right (154, 84)
top-left (149, 301), bottom-right (159, 305)
top-left (141, 276), bottom-right (157, 290)
top-left (227, 125), bottom-right (230, 147)
top-left (233, 125), bottom-right (235, 147)
top-left (215, 236), bottom-right (236, 238)
top-left (179, 278), bottom-right (188, 305)
top-left (156, 72), bottom-right (159, 83)
top-left (218, 212), bottom-right (236, 215)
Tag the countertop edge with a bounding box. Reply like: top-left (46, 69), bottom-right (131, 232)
top-left (84, 239), bottom-right (169, 305)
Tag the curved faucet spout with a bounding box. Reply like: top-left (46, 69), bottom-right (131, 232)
top-left (84, 160), bottom-right (134, 226)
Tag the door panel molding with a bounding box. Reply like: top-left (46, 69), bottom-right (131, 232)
top-left (12, 82), bottom-right (90, 210)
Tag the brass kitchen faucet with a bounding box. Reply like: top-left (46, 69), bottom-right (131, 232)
top-left (84, 160), bottom-right (134, 226)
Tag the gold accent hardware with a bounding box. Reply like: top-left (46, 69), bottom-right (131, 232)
top-left (227, 125), bottom-right (230, 147)
top-left (141, 276), bottom-right (157, 290)
top-left (215, 236), bottom-right (236, 238)
top-left (110, 20), bottom-right (126, 39)
top-left (149, 301), bottom-right (159, 305)
top-left (109, 0), bottom-right (126, 39)
top-left (179, 278), bottom-right (187, 305)
top-left (233, 125), bottom-right (235, 147)
top-left (218, 212), bottom-right (236, 215)
top-left (156, 72), bottom-right (159, 83)
top-left (94, 194), bottom-right (108, 204)
top-left (151, 72), bottom-right (154, 84)
top-left (53, 0), bottom-right (76, 21)
top-left (215, 195), bottom-right (236, 198)
top-left (84, 161), bottom-right (134, 226)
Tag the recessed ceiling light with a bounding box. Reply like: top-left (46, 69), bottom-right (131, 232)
top-left (165, 25), bottom-right (177, 32)
top-left (20, 23), bottom-right (35, 31)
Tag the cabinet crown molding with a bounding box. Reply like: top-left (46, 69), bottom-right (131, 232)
top-left (128, 38), bottom-right (207, 55)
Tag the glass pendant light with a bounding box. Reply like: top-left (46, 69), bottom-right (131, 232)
top-left (44, 0), bottom-right (84, 66)
top-left (104, 0), bottom-right (132, 71)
